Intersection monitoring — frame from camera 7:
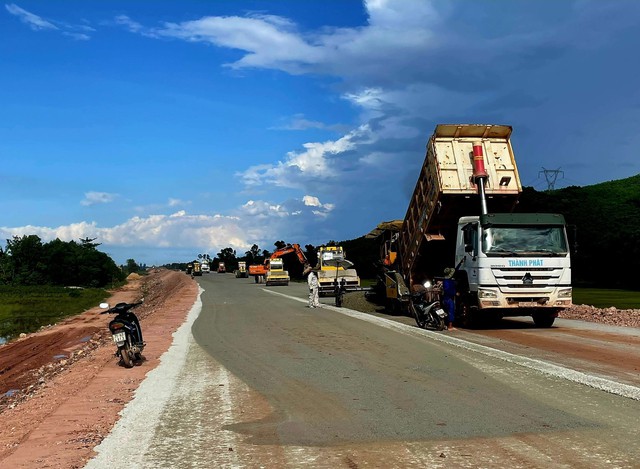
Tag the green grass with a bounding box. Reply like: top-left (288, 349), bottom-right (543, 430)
top-left (0, 286), bottom-right (109, 342)
top-left (572, 288), bottom-right (640, 309)
top-left (360, 278), bottom-right (377, 288)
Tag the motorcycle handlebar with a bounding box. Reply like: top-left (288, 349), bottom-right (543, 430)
top-left (100, 301), bottom-right (143, 314)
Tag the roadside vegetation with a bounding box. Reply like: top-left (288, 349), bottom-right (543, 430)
top-left (0, 235), bottom-right (146, 342)
top-left (573, 288), bottom-right (640, 309)
top-left (0, 286), bottom-right (109, 342)
top-left (0, 235), bottom-right (125, 287)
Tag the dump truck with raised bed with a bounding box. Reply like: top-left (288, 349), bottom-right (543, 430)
top-left (367, 124), bottom-right (572, 327)
top-left (315, 245), bottom-right (361, 296)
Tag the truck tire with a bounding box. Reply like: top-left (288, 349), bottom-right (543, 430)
top-left (532, 313), bottom-right (555, 328)
top-left (457, 302), bottom-right (478, 329)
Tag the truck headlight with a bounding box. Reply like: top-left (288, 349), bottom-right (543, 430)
top-left (558, 288), bottom-right (572, 298)
top-left (478, 288), bottom-right (498, 299)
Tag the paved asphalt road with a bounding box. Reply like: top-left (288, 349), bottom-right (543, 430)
top-left (88, 273), bottom-right (640, 468)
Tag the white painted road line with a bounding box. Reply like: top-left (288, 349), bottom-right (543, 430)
top-left (264, 288), bottom-right (640, 401)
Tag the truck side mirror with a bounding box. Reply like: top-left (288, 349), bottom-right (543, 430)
top-left (462, 223), bottom-right (474, 253)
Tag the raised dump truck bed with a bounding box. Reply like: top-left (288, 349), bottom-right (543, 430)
top-left (400, 124), bottom-right (522, 281)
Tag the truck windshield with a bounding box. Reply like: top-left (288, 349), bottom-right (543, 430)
top-left (482, 226), bottom-right (568, 256)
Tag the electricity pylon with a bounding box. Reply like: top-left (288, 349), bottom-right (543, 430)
top-left (539, 167), bottom-right (564, 191)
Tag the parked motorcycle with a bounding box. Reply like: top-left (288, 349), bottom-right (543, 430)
top-left (100, 300), bottom-right (145, 368)
top-left (410, 291), bottom-right (447, 331)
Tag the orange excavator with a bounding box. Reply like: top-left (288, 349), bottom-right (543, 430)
top-left (248, 244), bottom-right (308, 285)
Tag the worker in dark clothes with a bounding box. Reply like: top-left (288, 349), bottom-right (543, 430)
top-left (442, 267), bottom-right (457, 330)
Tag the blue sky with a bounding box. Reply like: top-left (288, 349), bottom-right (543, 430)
top-left (2, 0), bottom-right (639, 266)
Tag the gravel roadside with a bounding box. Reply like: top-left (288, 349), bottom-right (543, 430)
top-left (341, 291), bottom-right (640, 328)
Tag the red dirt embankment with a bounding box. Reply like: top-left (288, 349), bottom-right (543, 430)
top-left (0, 269), bottom-right (198, 469)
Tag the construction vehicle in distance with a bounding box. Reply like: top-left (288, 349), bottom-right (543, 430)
top-left (217, 262), bottom-right (226, 273)
top-left (367, 124), bottom-right (572, 327)
top-left (315, 245), bottom-right (361, 296)
top-left (192, 261), bottom-right (202, 277)
top-left (248, 263), bottom-right (267, 283)
top-left (248, 243), bottom-right (309, 286)
top-left (265, 258), bottom-right (289, 286)
top-left (235, 261), bottom-right (248, 278)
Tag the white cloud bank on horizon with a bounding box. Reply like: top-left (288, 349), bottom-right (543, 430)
top-left (0, 194), bottom-right (334, 263)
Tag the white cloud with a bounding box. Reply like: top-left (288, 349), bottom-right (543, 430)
top-left (0, 193), bottom-right (335, 263)
top-left (168, 198), bottom-right (190, 207)
top-left (63, 31), bottom-right (90, 41)
top-left (153, 14), bottom-right (321, 73)
top-left (115, 14), bottom-right (146, 34)
top-left (81, 191), bottom-right (118, 206)
top-left (271, 114), bottom-right (326, 131)
top-left (6, 3), bottom-right (94, 39)
top-left (5, 3), bottom-right (57, 30)
top-left (302, 195), bottom-right (321, 207)
top-left (238, 125), bottom-right (372, 188)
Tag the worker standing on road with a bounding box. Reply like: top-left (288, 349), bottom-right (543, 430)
top-left (304, 264), bottom-right (320, 308)
top-left (442, 267), bottom-right (457, 330)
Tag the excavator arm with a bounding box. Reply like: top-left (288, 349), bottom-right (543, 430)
top-left (269, 244), bottom-right (308, 265)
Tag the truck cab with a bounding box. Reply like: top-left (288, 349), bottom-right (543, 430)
top-left (455, 213), bottom-right (572, 327)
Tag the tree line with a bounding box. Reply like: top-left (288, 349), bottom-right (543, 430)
top-left (0, 235), bottom-right (128, 288)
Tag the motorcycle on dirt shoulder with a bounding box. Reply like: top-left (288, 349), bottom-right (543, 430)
top-left (409, 287), bottom-right (447, 331)
top-left (100, 300), bottom-right (145, 368)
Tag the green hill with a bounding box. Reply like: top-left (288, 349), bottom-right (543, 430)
top-left (517, 174), bottom-right (640, 289)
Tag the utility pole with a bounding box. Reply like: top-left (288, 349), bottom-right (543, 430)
top-left (539, 167), bottom-right (564, 191)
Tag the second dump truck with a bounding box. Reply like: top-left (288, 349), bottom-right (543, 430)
top-left (369, 124), bottom-right (572, 327)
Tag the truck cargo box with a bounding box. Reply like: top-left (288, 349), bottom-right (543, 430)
top-left (400, 124), bottom-right (522, 278)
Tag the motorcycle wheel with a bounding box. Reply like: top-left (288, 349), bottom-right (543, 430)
top-left (119, 347), bottom-right (133, 368)
top-left (410, 303), bottom-right (426, 329)
top-left (435, 315), bottom-right (446, 331)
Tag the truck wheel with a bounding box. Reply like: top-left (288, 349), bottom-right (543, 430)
top-left (532, 313), bottom-right (555, 328)
top-left (457, 303), bottom-right (477, 329)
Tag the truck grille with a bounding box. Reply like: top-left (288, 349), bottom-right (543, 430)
top-left (491, 266), bottom-right (564, 290)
